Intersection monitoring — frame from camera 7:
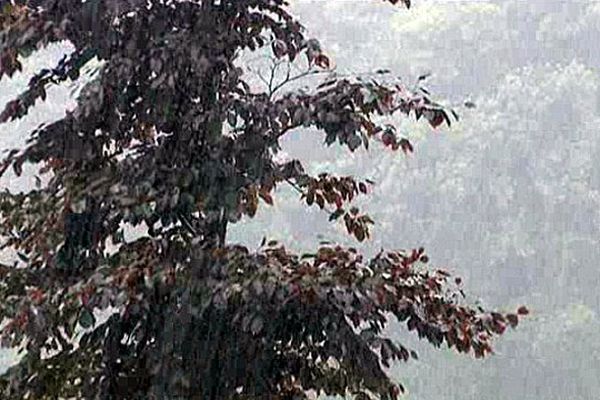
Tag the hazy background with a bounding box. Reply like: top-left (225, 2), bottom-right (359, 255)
top-left (2, 1), bottom-right (600, 399)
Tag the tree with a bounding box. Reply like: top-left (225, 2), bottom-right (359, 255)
top-left (0, 1), bottom-right (527, 399)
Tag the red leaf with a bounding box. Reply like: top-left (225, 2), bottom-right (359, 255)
top-left (29, 288), bottom-right (45, 305)
top-left (315, 54), bottom-right (330, 69)
top-left (399, 138), bottom-right (413, 154)
top-left (382, 131), bottom-right (395, 147)
top-left (506, 314), bottom-right (519, 328)
top-left (517, 306), bottom-right (529, 315)
top-left (428, 110), bottom-right (446, 128)
top-left (354, 226), bottom-right (366, 242)
top-left (334, 194), bottom-right (343, 209)
top-left (496, 322), bottom-right (506, 334)
top-left (259, 190), bottom-right (274, 206)
top-left (359, 182), bottom-right (367, 194)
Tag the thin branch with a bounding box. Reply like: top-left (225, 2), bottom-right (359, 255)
top-left (275, 122), bottom-right (302, 139)
top-left (269, 68), bottom-right (331, 99)
top-left (267, 58), bottom-right (284, 97)
top-left (285, 177), bottom-right (305, 196)
top-left (256, 69), bottom-right (271, 90)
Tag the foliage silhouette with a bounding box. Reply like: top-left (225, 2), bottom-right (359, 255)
top-left (0, 1), bottom-right (525, 399)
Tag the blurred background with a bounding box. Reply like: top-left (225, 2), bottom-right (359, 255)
top-left (2, 1), bottom-right (600, 399)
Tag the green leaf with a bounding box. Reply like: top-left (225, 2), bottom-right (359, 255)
top-left (16, 252), bottom-right (28, 263)
top-left (79, 309), bottom-right (96, 329)
top-left (329, 208), bottom-right (345, 221)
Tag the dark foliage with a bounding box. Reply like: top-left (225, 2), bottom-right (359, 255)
top-left (0, 1), bottom-right (525, 399)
